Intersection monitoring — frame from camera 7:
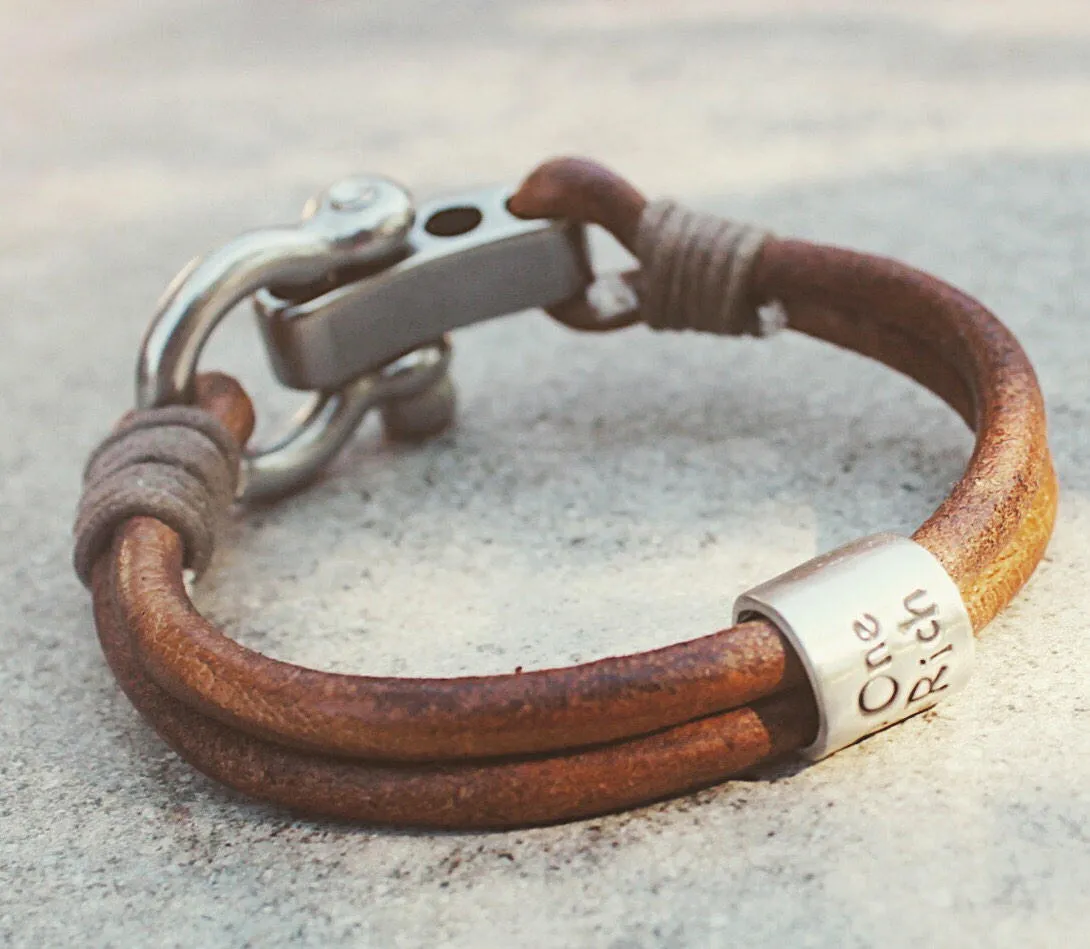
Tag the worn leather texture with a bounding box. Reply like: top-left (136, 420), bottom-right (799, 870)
top-left (83, 159), bottom-right (1057, 829)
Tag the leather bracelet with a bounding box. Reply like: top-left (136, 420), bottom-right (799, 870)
top-left (76, 157), bottom-right (1057, 829)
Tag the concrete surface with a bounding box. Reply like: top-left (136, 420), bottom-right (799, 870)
top-left (3, 1), bottom-right (1090, 946)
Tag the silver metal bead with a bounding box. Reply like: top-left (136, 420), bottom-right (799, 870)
top-left (734, 533), bottom-right (974, 760)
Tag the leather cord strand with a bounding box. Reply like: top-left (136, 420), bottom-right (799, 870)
top-left (79, 158), bottom-right (1057, 829)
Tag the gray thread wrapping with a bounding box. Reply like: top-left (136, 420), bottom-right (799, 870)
top-left (73, 407), bottom-right (240, 586)
top-left (635, 198), bottom-right (777, 337)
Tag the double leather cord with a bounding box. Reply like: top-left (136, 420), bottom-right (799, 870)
top-left (82, 158), bottom-right (1056, 829)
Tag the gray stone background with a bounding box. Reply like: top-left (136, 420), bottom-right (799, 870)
top-left (3, 1), bottom-right (1090, 946)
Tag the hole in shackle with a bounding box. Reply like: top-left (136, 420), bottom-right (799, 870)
top-left (424, 205), bottom-right (483, 237)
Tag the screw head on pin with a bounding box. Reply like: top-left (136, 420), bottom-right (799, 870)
top-left (303, 175), bottom-right (415, 256)
top-left (326, 179), bottom-right (379, 212)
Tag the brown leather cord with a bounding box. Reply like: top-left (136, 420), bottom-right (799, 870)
top-left (83, 158), bottom-right (1057, 828)
top-left (114, 525), bottom-right (808, 761)
top-left (512, 159), bottom-right (1057, 629)
top-left (93, 549), bottom-right (817, 829)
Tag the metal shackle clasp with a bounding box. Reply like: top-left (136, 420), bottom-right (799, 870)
top-left (253, 185), bottom-right (591, 392)
top-left (135, 174), bottom-right (592, 500)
